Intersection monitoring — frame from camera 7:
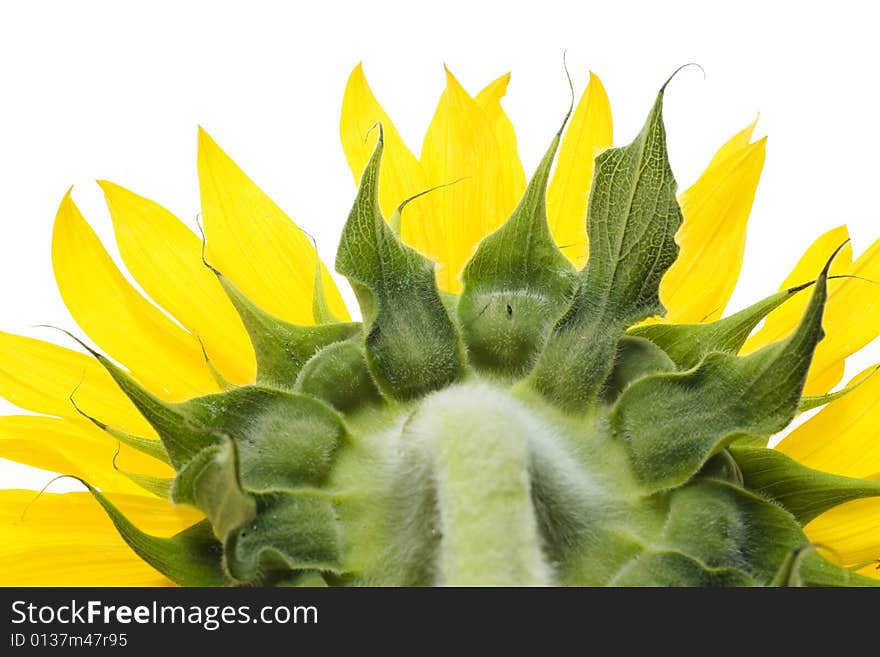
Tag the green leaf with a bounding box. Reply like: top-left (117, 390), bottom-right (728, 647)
top-left (530, 87), bottom-right (682, 409)
top-left (628, 282), bottom-right (814, 370)
top-left (295, 340), bottom-right (383, 412)
top-left (83, 482), bottom-right (227, 586)
top-left (662, 479), bottom-right (807, 583)
top-left (729, 443), bottom-right (880, 524)
top-left (798, 365), bottom-right (879, 412)
top-left (458, 124), bottom-right (577, 378)
top-left (611, 250), bottom-right (834, 492)
top-left (600, 335), bottom-right (676, 402)
top-left (178, 386), bottom-right (348, 491)
top-left (172, 437), bottom-right (256, 540)
top-left (225, 490), bottom-right (343, 584)
top-left (610, 550), bottom-right (755, 586)
top-left (72, 397), bottom-right (170, 465)
top-left (213, 268), bottom-right (360, 389)
top-left (335, 126), bottom-right (465, 401)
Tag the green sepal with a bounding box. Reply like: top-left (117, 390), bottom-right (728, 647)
top-left (90, 346), bottom-right (347, 489)
top-left (335, 126), bottom-right (465, 401)
top-left (82, 352), bottom-right (207, 469)
top-left (610, 550), bottom-right (755, 586)
top-left (458, 125), bottom-right (576, 379)
top-left (213, 269), bottom-right (360, 389)
top-left (172, 437), bottom-right (256, 540)
top-left (177, 386), bottom-right (348, 490)
top-left (600, 335), bottom-right (676, 402)
top-left (70, 384), bottom-right (171, 464)
top-left (628, 283), bottom-right (813, 370)
top-left (117, 467), bottom-right (173, 499)
top-left (295, 340), bottom-right (383, 412)
top-left (798, 365), bottom-right (879, 412)
top-left (531, 87), bottom-right (682, 409)
top-left (662, 479), bottom-right (807, 583)
top-left (311, 246), bottom-right (341, 325)
top-left (224, 490), bottom-right (343, 584)
top-left (612, 250), bottom-right (833, 492)
top-left (728, 443), bottom-right (880, 524)
top-left (83, 482), bottom-right (227, 586)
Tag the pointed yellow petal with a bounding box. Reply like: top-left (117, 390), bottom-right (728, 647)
top-left (198, 129), bottom-right (349, 323)
top-left (743, 227), bottom-right (880, 395)
top-left (660, 123), bottom-right (766, 322)
top-left (0, 489), bottom-right (201, 586)
top-left (475, 72), bottom-right (526, 205)
top-left (546, 71), bottom-right (613, 268)
top-left (0, 331), bottom-right (155, 437)
top-left (777, 365), bottom-right (880, 478)
top-left (100, 181), bottom-right (255, 385)
top-left (804, 497), bottom-right (880, 566)
top-left (0, 416), bottom-right (171, 495)
top-left (52, 191), bottom-right (217, 400)
top-left (340, 63), bottom-right (437, 259)
top-left (420, 67), bottom-right (520, 291)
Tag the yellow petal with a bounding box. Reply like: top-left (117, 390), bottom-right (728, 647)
top-left (52, 191), bottom-right (217, 401)
top-left (546, 71), bottom-right (613, 269)
top-left (100, 181), bottom-right (255, 385)
top-left (0, 489), bottom-right (201, 586)
top-left (804, 497), bottom-right (880, 566)
top-left (420, 67), bottom-right (520, 291)
top-left (743, 227), bottom-right (880, 395)
top-left (660, 122), bottom-right (766, 322)
top-left (339, 63), bottom-right (437, 260)
top-left (475, 73), bottom-right (526, 206)
top-left (0, 415), bottom-right (171, 495)
top-left (777, 365), bottom-right (880, 478)
top-left (0, 331), bottom-right (156, 437)
top-left (198, 128), bottom-right (349, 323)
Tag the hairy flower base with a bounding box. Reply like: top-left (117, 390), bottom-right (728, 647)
top-left (65, 83), bottom-right (879, 587)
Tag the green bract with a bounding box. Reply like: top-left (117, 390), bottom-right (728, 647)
top-left (79, 83), bottom-right (880, 587)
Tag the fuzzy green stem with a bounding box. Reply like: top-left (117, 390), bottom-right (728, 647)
top-left (407, 383), bottom-right (551, 585)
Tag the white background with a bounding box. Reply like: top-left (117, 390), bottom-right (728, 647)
top-left (1, 0), bottom-right (878, 489)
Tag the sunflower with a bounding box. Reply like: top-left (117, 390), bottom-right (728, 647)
top-left (0, 63), bottom-right (878, 586)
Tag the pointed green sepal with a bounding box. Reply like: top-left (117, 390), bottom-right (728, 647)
top-left (600, 335), bottom-right (676, 402)
top-left (83, 483), bottom-right (227, 586)
top-left (213, 269), bottom-right (360, 389)
top-left (335, 126), bottom-right (465, 401)
top-left (798, 365), bottom-right (879, 412)
top-left (178, 386), bottom-right (348, 490)
top-left (224, 490), bottom-right (343, 584)
top-left (611, 249), bottom-right (834, 492)
top-left (531, 87), bottom-right (682, 409)
top-left (628, 282), bottom-right (813, 370)
top-left (728, 443), bottom-right (880, 524)
top-left (71, 395), bottom-right (171, 465)
top-left (458, 124), bottom-right (577, 378)
top-left (172, 437), bottom-right (256, 540)
top-left (295, 341), bottom-right (383, 412)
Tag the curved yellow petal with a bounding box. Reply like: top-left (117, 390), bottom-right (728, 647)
top-left (198, 128), bottom-right (349, 323)
top-left (100, 181), bottom-right (255, 385)
top-left (0, 331), bottom-right (155, 437)
top-left (52, 191), bottom-right (217, 401)
top-left (804, 497), bottom-right (880, 566)
top-left (0, 489), bottom-right (201, 586)
top-left (660, 123), bottom-right (766, 323)
top-left (546, 71), bottom-right (613, 269)
top-left (777, 365), bottom-right (880, 478)
top-left (744, 227), bottom-right (880, 395)
top-left (340, 63), bottom-right (436, 260)
top-left (475, 73), bottom-right (526, 205)
top-left (0, 416), bottom-right (171, 495)
top-left (420, 67), bottom-right (519, 291)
